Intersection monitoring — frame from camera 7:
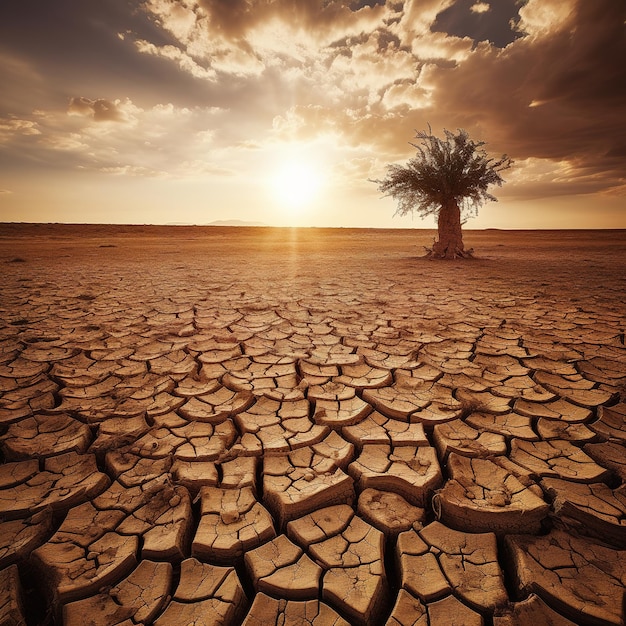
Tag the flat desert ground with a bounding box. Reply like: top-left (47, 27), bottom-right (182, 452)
top-left (1, 224), bottom-right (625, 626)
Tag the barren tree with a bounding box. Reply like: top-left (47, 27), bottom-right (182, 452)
top-left (374, 127), bottom-right (512, 259)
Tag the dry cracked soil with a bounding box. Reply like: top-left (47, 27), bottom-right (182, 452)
top-left (0, 223), bottom-right (625, 626)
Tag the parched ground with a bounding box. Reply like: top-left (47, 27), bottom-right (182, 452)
top-left (1, 224), bottom-right (625, 626)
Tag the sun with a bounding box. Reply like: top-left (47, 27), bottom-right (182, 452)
top-left (270, 160), bottom-right (324, 211)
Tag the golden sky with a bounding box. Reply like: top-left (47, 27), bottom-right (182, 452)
top-left (0, 0), bottom-right (624, 228)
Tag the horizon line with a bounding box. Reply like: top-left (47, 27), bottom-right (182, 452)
top-left (2, 222), bottom-right (626, 232)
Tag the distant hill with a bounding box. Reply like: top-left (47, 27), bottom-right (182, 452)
top-left (208, 220), bottom-right (267, 227)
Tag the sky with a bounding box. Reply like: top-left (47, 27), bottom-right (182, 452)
top-left (0, 0), bottom-right (624, 229)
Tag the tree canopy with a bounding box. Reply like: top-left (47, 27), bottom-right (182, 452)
top-left (375, 127), bottom-right (512, 221)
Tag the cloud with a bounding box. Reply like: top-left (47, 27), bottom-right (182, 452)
top-left (381, 82), bottom-right (432, 111)
top-left (0, 97), bottom-right (231, 179)
top-left (135, 0), bottom-right (266, 77)
top-left (470, 3), bottom-right (490, 14)
top-left (0, 117), bottom-right (41, 138)
top-left (0, 188), bottom-right (13, 194)
top-left (133, 39), bottom-right (218, 80)
top-left (68, 97), bottom-right (126, 122)
top-left (516, 0), bottom-right (575, 38)
top-left (135, 0), bottom-right (397, 79)
top-left (420, 0), bottom-right (626, 191)
top-left (271, 104), bottom-right (416, 161)
top-left (501, 158), bottom-right (626, 200)
top-left (324, 31), bottom-right (420, 104)
top-left (97, 165), bottom-right (166, 177)
top-left (194, 0), bottom-right (390, 43)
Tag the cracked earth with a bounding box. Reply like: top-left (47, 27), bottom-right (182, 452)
top-left (1, 224), bottom-right (625, 626)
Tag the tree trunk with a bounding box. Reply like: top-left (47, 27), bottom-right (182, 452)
top-left (430, 199), bottom-right (470, 259)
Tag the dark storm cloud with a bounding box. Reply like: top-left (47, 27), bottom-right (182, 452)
top-left (422, 0), bottom-right (626, 193)
top-left (524, 1), bottom-right (626, 109)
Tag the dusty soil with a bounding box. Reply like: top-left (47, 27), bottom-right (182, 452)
top-left (1, 224), bottom-right (625, 625)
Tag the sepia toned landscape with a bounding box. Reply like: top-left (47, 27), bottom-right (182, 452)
top-left (2, 0), bottom-right (624, 622)
top-left (0, 223), bottom-right (625, 625)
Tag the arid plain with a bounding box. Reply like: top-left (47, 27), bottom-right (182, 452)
top-left (1, 224), bottom-right (625, 626)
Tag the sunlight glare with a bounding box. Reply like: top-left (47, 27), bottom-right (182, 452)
top-left (271, 160), bottom-right (324, 211)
